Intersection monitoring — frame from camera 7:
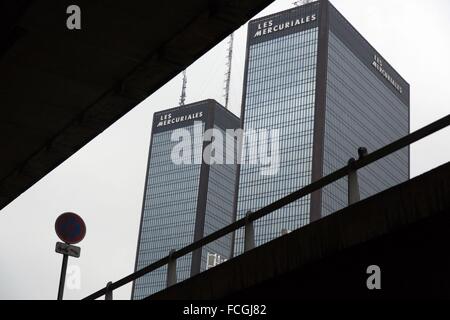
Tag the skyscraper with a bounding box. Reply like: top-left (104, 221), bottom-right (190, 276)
top-left (233, 0), bottom-right (410, 256)
top-left (132, 100), bottom-right (240, 299)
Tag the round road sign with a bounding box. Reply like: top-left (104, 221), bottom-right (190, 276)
top-left (55, 212), bottom-right (86, 244)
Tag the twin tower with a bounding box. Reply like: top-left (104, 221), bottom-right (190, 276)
top-left (132, 1), bottom-right (410, 300)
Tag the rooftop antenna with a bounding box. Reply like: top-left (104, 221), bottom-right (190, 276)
top-left (223, 33), bottom-right (234, 109)
top-left (179, 69), bottom-right (187, 106)
top-left (293, 0), bottom-right (316, 6)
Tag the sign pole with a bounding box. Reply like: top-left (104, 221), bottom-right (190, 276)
top-left (57, 253), bottom-right (69, 300)
top-left (54, 212), bottom-right (86, 301)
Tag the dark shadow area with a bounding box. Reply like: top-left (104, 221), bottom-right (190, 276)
top-left (0, 0), bottom-right (275, 210)
top-left (148, 162), bottom-right (450, 300)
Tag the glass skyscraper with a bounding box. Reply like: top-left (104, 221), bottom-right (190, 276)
top-left (132, 100), bottom-right (240, 299)
top-left (233, 0), bottom-right (410, 256)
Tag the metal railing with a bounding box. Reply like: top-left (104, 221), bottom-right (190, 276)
top-left (84, 114), bottom-right (450, 300)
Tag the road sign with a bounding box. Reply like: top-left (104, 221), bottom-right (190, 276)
top-left (55, 212), bottom-right (86, 245)
top-left (54, 212), bottom-right (86, 300)
top-left (55, 242), bottom-right (81, 258)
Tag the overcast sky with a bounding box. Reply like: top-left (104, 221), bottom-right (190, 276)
top-left (1, 0), bottom-right (449, 300)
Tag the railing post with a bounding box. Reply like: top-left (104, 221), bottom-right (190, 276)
top-left (348, 147), bottom-right (367, 205)
top-left (244, 211), bottom-right (255, 252)
top-left (166, 249), bottom-right (177, 288)
top-left (105, 281), bottom-right (113, 300)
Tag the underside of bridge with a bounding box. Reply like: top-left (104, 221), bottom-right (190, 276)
top-left (148, 163), bottom-right (450, 300)
top-left (0, 0), bottom-right (274, 211)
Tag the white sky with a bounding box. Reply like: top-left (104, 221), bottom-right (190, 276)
top-left (1, 0), bottom-right (449, 300)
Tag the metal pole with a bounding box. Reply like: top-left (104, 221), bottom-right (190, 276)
top-left (166, 250), bottom-right (177, 288)
top-left (244, 211), bottom-right (255, 252)
top-left (347, 159), bottom-right (360, 205)
top-left (348, 148), bottom-right (367, 206)
top-left (105, 281), bottom-right (113, 300)
top-left (57, 254), bottom-right (69, 300)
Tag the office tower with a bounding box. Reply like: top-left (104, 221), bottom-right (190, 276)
top-left (233, 0), bottom-right (410, 256)
top-left (132, 100), bottom-right (240, 299)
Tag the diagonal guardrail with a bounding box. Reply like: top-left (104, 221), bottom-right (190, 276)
top-left (83, 114), bottom-right (450, 300)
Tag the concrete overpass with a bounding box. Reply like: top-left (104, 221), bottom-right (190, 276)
top-left (0, 0), bottom-right (274, 211)
top-left (148, 162), bottom-right (450, 300)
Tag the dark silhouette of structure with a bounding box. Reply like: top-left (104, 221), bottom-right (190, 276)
top-left (148, 162), bottom-right (450, 300)
top-left (0, 0), bottom-right (275, 211)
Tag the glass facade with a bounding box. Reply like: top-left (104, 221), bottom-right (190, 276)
top-left (321, 4), bottom-right (410, 216)
top-left (133, 101), bottom-right (239, 300)
top-left (234, 16), bottom-right (319, 256)
top-left (201, 126), bottom-right (238, 270)
top-left (233, 1), bottom-right (409, 256)
top-left (133, 124), bottom-right (203, 300)
top-left (322, 32), bottom-right (409, 216)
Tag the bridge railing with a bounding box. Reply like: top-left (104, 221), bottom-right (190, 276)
top-left (83, 114), bottom-right (450, 300)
